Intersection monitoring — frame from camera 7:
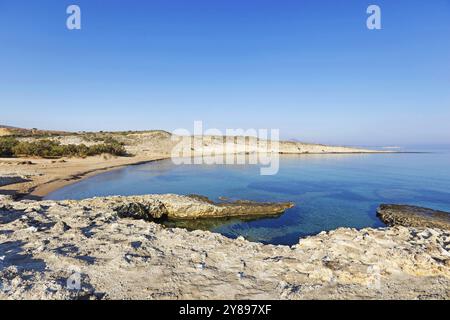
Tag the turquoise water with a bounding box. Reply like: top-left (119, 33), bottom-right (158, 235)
top-left (46, 149), bottom-right (450, 245)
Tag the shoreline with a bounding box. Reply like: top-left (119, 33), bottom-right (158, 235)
top-left (0, 131), bottom-right (397, 200)
top-left (0, 155), bottom-right (169, 200)
top-left (3, 150), bottom-right (397, 201)
top-left (28, 156), bottom-right (169, 200)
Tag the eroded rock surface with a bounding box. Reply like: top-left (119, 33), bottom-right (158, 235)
top-left (0, 196), bottom-right (449, 300)
top-left (377, 204), bottom-right (450, 230)
top-left (104, 194), bottom-right (294, 220)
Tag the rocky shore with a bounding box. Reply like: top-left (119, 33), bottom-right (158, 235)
top-left (1, 195), bottom-right (449, 300)
top-left (77, 194), bottom-right (294, 220)
top-left (377, 204), bottom-right (450, 230)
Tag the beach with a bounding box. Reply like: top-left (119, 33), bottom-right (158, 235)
top-left (0, 155), bottom-right (167, 199)
top-left (0, 131), bottom-right (384, 199)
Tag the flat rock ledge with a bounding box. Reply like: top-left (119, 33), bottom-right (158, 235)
top-left (0, 196), bottom-right (449, 300)
top-left (87, 194), bottom-right (294, 220)
top-left (377, 204), bottom-right (450, 230)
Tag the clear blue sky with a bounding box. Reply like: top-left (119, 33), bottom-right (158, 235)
top-left (1, 0), bottom-right (449, 145)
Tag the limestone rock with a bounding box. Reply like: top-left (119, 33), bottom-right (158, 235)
top-left (377, 204), bottom-right (450, 230)
top-left (152, 194), bottom-right (294, 219)
top-left (113, 199), bottom-right (168, 221)
top-left (105, 194), bottom-right (293, 220)
top-left (51, 221), bottom-right (71, 233)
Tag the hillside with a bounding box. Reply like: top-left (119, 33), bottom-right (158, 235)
top-left (0, 125), bottom-right (70, 137)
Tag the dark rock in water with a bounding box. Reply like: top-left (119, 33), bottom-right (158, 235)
top-left (377, 204), bottom-right (450, 230)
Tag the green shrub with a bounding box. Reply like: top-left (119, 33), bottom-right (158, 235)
top-left (0, 137), bottom-right (19, 157)
top-left (0, 137), bottom-right (127, 158)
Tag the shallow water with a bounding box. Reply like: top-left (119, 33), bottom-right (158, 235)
top-left (46, 148), bottom-right (450, 245)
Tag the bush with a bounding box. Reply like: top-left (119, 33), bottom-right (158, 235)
top-left (0, 137), bottom-right (127, 158)
top-left (0, 137), bottom-right (19, 157)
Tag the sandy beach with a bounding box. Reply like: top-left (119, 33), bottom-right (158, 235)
top-left (0, 155), bottom-right (167, 199)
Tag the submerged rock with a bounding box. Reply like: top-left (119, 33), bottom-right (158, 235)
top-left (377, 204), bottom-right (450, 230)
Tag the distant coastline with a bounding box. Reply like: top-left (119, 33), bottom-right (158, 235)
top-left (0, 129), bottom-right (387, 199)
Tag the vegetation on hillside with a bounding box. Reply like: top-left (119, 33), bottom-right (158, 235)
top-left (79, 130), bottom-right (171, 142)
top-left (0, 137), bottom-right (127, 158)
top-left (0, 137), bottom-right (18, 157)
top-left (0, 125), bottom-right (71, 138)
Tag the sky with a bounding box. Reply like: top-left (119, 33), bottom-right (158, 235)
top-left (0, 0), bottom-right (449, 146)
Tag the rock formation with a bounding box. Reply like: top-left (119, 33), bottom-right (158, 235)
top-left (377, 204), bottom-right (450, 230)
top-left (94, 194), bottom-right (294, 221)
